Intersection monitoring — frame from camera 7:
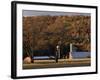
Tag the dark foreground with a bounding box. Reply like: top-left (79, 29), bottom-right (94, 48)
top-left (23, 58), bottom-right (90, 69)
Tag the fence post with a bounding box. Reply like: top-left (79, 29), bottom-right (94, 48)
top-left (55, 51), bottom-right (58, 63)
top-left (69, 43), bottom-right (73, 60)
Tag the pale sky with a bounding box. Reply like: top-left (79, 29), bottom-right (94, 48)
top-left (23, 10), bottom-right (90, 17)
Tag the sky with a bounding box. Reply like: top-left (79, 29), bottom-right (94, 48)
top-left (23, 10), bottom-right (90, 17)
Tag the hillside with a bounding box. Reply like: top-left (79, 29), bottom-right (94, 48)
top-left (23, 15), bottom-right (91, 57)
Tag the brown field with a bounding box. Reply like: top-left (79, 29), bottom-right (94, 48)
top-left (23, 58), bottom-right (90, 69)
